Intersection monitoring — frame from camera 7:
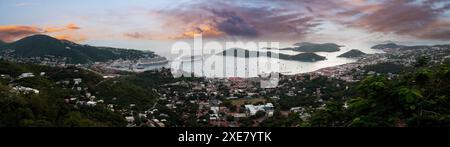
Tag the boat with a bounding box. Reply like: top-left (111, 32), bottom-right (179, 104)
top-left (135, 57), bottom-right (169, 69)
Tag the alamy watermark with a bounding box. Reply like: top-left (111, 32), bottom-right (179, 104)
top-left (170, 34), bottom-right (281, 88)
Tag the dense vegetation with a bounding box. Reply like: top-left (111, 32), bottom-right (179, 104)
top-left (371, 43), bottom-right (450, 50)
top-left (1, 57), bottom-right (449, 127)
top-left (308, 62), bottom-right (450, 127)
top-left (287, 53), bottom-right (326, 62)
top-left (362, 62), bottom-right (406, 74)
top-left (277, 75), bottom-right (354, 110)
top-left (221, 48), bottom-right (326, 62)
top-left (371, 43), bottom-right (405, 49)
top-left (0, 60), bottom-right (126, 127)
top-left (283, 42), bottom-right (341, 52)
top-left (93, 69), bottom-right (181, 111)
top-left (338, 49), bottom-right (366, 58)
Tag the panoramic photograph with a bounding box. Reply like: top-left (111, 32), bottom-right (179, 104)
top-left (1, 0), bottom-right (450, 131)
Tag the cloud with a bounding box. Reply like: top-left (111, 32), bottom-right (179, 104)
top-left (209, 9), bottom-right (259, 38)
top-left (299, 0), bottom-right (450, 40)
top-left (0, 25), bottom-right (42, 42)
top-left (170, 24), bottom-right (225, 39)
top-left (124, 32), bottom-right (146, 39)
top-left (119, 0), bottom-right (450, 41)
top-left (65, 23), bottom-right (81, 30)
top-left (413, 20), bottom-right (450, 40)
top-left (152, 1), bottom-right (320, 40)
top-left (349, 1), bottom-right (440, 34)
top-left (0, 23), bottom-right (82, 42)
top-left (44, 23), bottom-right (81, 33)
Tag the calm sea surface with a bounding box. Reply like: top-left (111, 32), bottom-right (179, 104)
top-left (134, 47), bottom-right (384, 78)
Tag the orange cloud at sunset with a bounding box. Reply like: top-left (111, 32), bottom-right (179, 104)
top-left (65, 23), bottom-right (81, 30)
top-left (0, 23), bottom-right (82, 42)
top-left (123, 24), bottom-right (225, 40)
top-left (0, 25), bottom-right (42, 42)
top-left (170, 24), bottom-right (225, 39)
top-left (44, 23), bottom-right (81, 33)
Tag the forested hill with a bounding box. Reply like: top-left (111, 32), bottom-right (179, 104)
top-left (308, 61), bottom-right (450, 127)
top-left (0, 60), bottom-right (126, 127)
top-left (0, 35), bottom-right (157, 64)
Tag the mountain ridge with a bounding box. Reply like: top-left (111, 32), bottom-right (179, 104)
top-left (371, 43), bottom-right (450, 50)
top-left (371, 43), bottom-right (405, 50)
top-left (338, 49), bottom-right (366, 58)
top-left (282, 42), bottom-right (341, 52)
top-left (0, 34), bottom-right (158, 64)
top-left (220, 48), bottom-right (326, 62)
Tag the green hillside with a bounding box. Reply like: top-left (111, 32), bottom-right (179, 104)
top-left (283, 42), bottom-right (341, 52)
top-left (0, 35), bottom-right (157, 64)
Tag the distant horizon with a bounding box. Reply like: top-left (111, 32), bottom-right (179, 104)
top-left (1, 0), bottom-right (450, 53)
top-left (2, 34), bottom-right (449, 55)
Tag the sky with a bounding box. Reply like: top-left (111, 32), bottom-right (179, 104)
top-left (1, 0), bottom-right (450, 55)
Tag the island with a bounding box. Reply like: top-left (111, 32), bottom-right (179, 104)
top-left (338, 49), bottom-right (367, 58)
top-left (219, 48), bottom-right (326, 62)
top-left (371, 43), bottom-right (405, 50)
top-left (282, 42), bottom-right (341, 52)
top-left (372, 43), bottom-right (450, 51)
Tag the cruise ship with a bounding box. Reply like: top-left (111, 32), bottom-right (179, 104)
top-left (135, 57), bottom-right (169, 69)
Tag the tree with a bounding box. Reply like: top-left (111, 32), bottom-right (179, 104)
top-left (310, 101), bottom-right (349, 127)
top-left (414, 56), bottom-right (429, 67)
top-left (239, 118), bottom-right (253, 127)
top-left (226, 115), bottom-right (235, 122)
top-left (254, 111), bottom-right (266, 118)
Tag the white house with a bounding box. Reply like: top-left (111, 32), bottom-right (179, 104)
top-left (87, 101), bottom-right (97, 106)
top-left (125, 116), bottom-right (135, 123)
top-left (12, 86), bottom-right (39, 94)
top-left (210, 106), bottom-right (220, 114)
top-left (18, 73), bottom-right (34, 79)
top-left (73, 78), bottom-right (82, 85)
top-left (244, 103), bottom-right (274, 117)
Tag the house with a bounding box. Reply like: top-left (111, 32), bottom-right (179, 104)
top-left (12, 86), bottom-right (39, 94)
top-left (244, 103), bottom-right (274, 117)
top-left (210, 106), bottom-right (220, 120)
top-left (18, 73), bottom-right (34, 79)
top-left (166, 104), bottom-right (174, 109)
top-left (232, 113), bottom-right (247, 118)
top-left (125, 116), bottom-right (135, 123)
top-left (290, 107), bottom-right (304, 113)
top-left (152, 119), bottom-right (165, 127)
top-left (73, 78), bottom-right (82, 85)
top-left (210, 106), bottom-right (220, 114)
top-left (226, 96), bottom-right (238, 100)
top-left (209, 114), bottom-right (219, 120)
top-left (62, 80), bottom-right (70, 85)
top-left (270, 96), bottom-right (280, 100)
top-left (138, 113), bottom-right (147, 118)
top-left (87, 101), bottom-right (97, 106)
